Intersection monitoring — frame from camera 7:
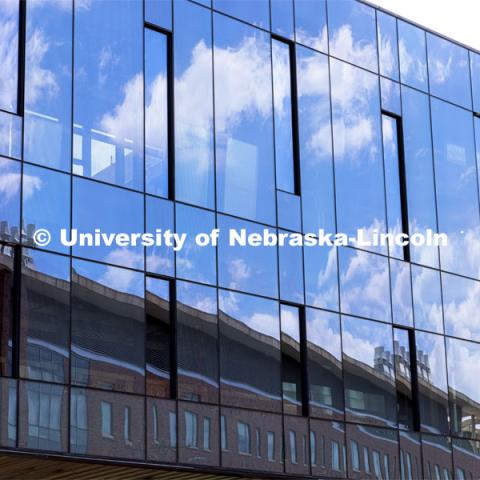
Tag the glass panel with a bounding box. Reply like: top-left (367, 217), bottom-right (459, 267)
top-left (416, 331), bottom-right (449, 434)
top-left (377, 11), bottom-right (399, 80)
top-left (22, 164), bottom-right (70, 254)
top-left (0, 156), bottom-right (20, 242)
top-left (0, 246), bottom-right (14, 377)
top-left (71, 259), bottom-right (144, 394)
top-left (213, 0), bottom-right (269, 29)
top-left (177, 281), bottom-right (218, 404)
top-left (399, 431), bottom-right (422, 480)
top-left (0, 0), bottom-right (18, 113)
top-left (174, 0), bottom-right (214, 209)
top-left (421, 435), bottom-right (452, 479)
top-left (342, 316), bottom-right (396, 427)
top-left (380, 78), bottom-right (401, 115)
top-left (306, 309), bottom-right (343, 420)
top-left (145, 28), bottom-right (168, 198)
top-left (284, 416), bottom-right (309, 475)
top-left (271, 0), bottom-right (293, 40)
top-left (0, 378), bottom-right (17, 447)
top-left (20, 250), bottom-right (69, 384)
top-left (145, 0), bottom-right (171, 30)
top-left (74, 0), bottom-right (143, 190)
top-left (24, 0), bottom-right (72, 171)
top-left (327, 0), bottom-right (377, 72)
top-left (453, 438), bottom-right (480, 480)
top-left (175, 203), bottom-right (216, 286)
top-left (472, 52), bottom-right (480, 113)
top-left (0, 111), bottom-right (21, 159)
top-left (277, 190), bottom-right (301, 232)
top-left (339, 248), bottom-right (391, 322)
top-left (427, 34), bottom-right (471, 109)
top-left (294, 0), bottom-right (327, 53)
top-left (331, 59), bottom-right (386, 252)
top-left (72, 177), bottom-right (144, 268)
top-left (219, 290), bottom-right (281, 412)
top-left (278, 233), bottom-right (304, 303)
top-left (214, 13), bottom-right (275, 225)
top-left (398, 21), bottom-right (428, 92)
top-left (146, 398), bottom-right (176, 462)
top-left (218, 214), bottom-right (278, 298)
top-left (431, 98), bottom-right (480, 278)
top-left (146, 277), bottom-right (170, 398)
top-left (393, 329), bottom-right (414, 430)
top-left (389, 259), bottom-right (413, 328)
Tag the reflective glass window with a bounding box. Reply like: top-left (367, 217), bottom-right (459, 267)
top-left (327, 0), bottom-right (377, 72)
top-left (415, 331), bottom-right (449, 434)
top-left (0, 0), bottom-right (18, 113)
top-left (0, 378), bottom-right (16, 447)
top-left (278, 234), bottom-right (304, 303)
top-left (176, 203), bottom-right (216, 286)
top-left (389, 259), bottom-right (413, 327)
top-left (271, 0), bottom-right (294, 40)
top-left (213, 0), bottom-right (269, 29)
top-left (174, 0), bottom-right (214, 209)
top-left (472, 51), bottom-right (480, 112)
top-left (339, 248), bottom-right (391, 322)
top-left (431, 98), bottom-right (480, 278)
top-left (331, 59), bottom-right (386, 251)
top-left (20, 250), bottom-right (69, 384)
top-left (310, 419), bottom-right (346, 477)
top-left (72, 177), bottom-right (144, 269)
top-left (398, 21), bottom-right (428, 91)
top-left (0, 157), bottom-right (20, 243)
top-left (297, 46), bottom-right (335, 234)
top-left (277, 190), bottom-right (301, 232)
top-left (145, 0), bottom-right (172, 30)
top-left (377, 11), bottom-right (399, 80)
top-left (306, 309), bottom-right (343, 420)
top-left (342, 316), bottom-right (396, 427)
top-left (146, 398), bottom-right (176, 462)
top-left (214, 13), bottom-right (275, 225)
top-left (0, 246), bottom-right (14, 377)
top-left (0, 111), bottom-right (21, 159)
top-left (146, 277), bottom-right (171, 398)
top-left (427, 34), bottom-right (471, 109)
top-left (453, 438), bottom-right (480, 480)
top-left (71, 259), bottom-right (144, 394)
top-left (294, 0), bottom-right (327, 53)
top-left (219, 290), bottom-right (281, 412)
top-left (22, 164), bottom-right (70, 254)
top-left (447, 337), bottom-right (480, 438)
top-left (73, 0), bottom-right (143, 190)
top-left (177, 281), bottom-right (218, 404)
top-left (380, 78), bottom-right (401, 116)
top-left (24, 0), bottom-right (72, 172)
top-left (145, 28), bottom-right (169, 198)
top-left (421, 434), bottom-right (452, 480)
top-left (399, 431), bottom-right (422, 480)
top-left (218, 214), bottom-right (278, 298)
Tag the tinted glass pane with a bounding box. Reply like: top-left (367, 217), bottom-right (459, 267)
top-left (431, 98), bottom-right (480, 278)
top-left (399, 431), bottom-right (422, 480)
top-left (146, 277), bottom-right (170, 398)
top-left (24, 0), bottom-right (72, 172)
top-left (421, 434), bottom-right (452, 479)
top-left (214, 13), bottom-right (275, 225)
top-left (447, 337), bottom-right (480, 438)
top-left (177, 281), bottom-right (218, 404)
top-left (0, 247), bottom-right (15, 376)
top-left (377, 12), bottom-right (399, 80)
top-left (22, 164), bottom-right (70, 254)
top-left (328, 0), bottom-right (377, 72)
top-left (297, 46), bottom-right (335, 234)
top-left (416, 331), bottom-right (449, 434)
top-left (74, 0), bottom-right (143, 190)
top-left (0, 378), bottom-right (16, 447)
top-left (294, 0), bottom-right (327, 53)
top-left (310, 419), bottom-right (346, 477)
top-left (21, 250), bottom-right (69, 384)
top-left (389, 259), bottom-right (413, 327)
top-left (271, 0), bottom-right (293, 40)
top-left (145, 0), bottom-right (172, 30)
top-left (218, 214), bottom-right (278, 298)
top-left (472, 52), bottom-right (480, 113)
top-left (0, 111), bottom-right (21, 159)
top-left (146, 398), bottom-right (176, 462)
top-left (219, 290), bottom-right (281, 412)
top-left (398, 21), bottom-right (428, 91)
top-left (71, 259), bottom-right (144, 394)
top-left (339, 248), bottom-right (391, 322)
top-left (176, 203), bottom-right (216, 286)
top-left (145, 29), bottom-right (168, 198)
top-left (306, 309), bottom-right (343, 420)
top-left (284, 416), bottom-right (309, 475)
top-left (278, 234), bottom-right (304, 303)
top-left (0, 0), bottom-right (18, 113)
top-left (342, 316), bottom-right (396, 427)
top-left (427, 34), bottom-right (471, 109)
top-left (174, 0), bottom-right (214, 209)
top-left (213, 0), bottom-right (269, 29)
top-left (453, 438), bottom-right (480, 479)
top-left (331, 59), bottom-right (386, 251)
top-left (0, 157), bottom-right (20, 242)
top-left (72, 178), bottom-right (144, 268)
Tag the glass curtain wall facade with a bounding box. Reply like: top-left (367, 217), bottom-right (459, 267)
top-left (0, 0), bottom-right (479, 478)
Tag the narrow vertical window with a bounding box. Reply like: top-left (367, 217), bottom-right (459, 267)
top-left (123, 406), bottom-right (131, 444)
top-left (310, 431), bottom-right (317, 466)
top-left (168, 411), bottom-right (176, 447)
top-left (351, 440), bottom-right (360, 471)
top-left (382, 112), bottom-right (410, 261)
top-left (152, 405), bottom-right (159, 444)
top-left (203, 417), bottom-right (211, 451)
top-left (255, 428), bottom-right (261, 457)
top-left (237, 421), bottom-right (251, 455)
top-left (184, 411), bottom-right (198, 448)
top-left (220, 415), bottom-right (227, 451)
top-left (267, 431), bottom-right (275, 461)
top-left (101, 401), bottom-right (113, 438)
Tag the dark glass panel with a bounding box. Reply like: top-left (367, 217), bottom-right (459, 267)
top-left (22, 164), bottom-right (70, 254)
top-left (399, 431), bottom-right (422, 480)
top-left (278, 233), bottom-right (304, 303)
top-left (284, 416), bottom-right (309, 475)
top-left (416, 331), bottom-right (449, 434)
top-left (306, 309), bottom-right (343, 420)
top-left (398, 21), bottom-right (428, 91)
top-left (294, 0), bottom-right (327, 52)
top-left (71, 259), bottom-right (144, 394)
top-left (146, 398), bottom-right (176, 462)
top-left (377, 11), bottom-right (399, 80)
top-left (0, 111), bottom-right (21, 159)
top-left (327, 0), bottom-right (377, 72)
top-left (0, 1), bottom-right (18, 113)
top-left (0, 157), bottom-right (20, 243)
top-left (342, 316), bottom-right (396, 427)
top-left (146, 277), bottom-right (170, 398)
top-left (271, 0), bottom-right (294, 40)
top-left (20, 249), bottom-right (69, 384)
top-left (174, 0), bottom-right (214, 209)
top-left (0, 246), bottom-right (14, 377)
top-left (145, 0), bottom-right (172, 30)
top-left (214, 13), bottom-right (275, 225)
top-left (310, 420), bottom-right (346, 478)
top-left (177, 281), bottom-right (218, 404)
top-left (70, 388), bottom-right (145, 460)
top-left (213, 0), bottom-right (269, 29)
top-left (24, 0), bottom-right (72, 171)
top-left (380, 77), bottom-right (401, 115)
top-left (74, 0), bottom-right (143, 190)
top-left (421, 434), bottom-right (452, 480)
top-left (0, 378), bottom-right (16, 447)
top-left (390, 259), bottom-right (413, 327)
top-left (452, 438), bottom-right (480, 480)
top-left (219, 290), bottom-right (281, 412)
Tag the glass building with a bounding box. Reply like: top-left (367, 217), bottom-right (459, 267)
top-left (0, 0), bottom-right (479, 478)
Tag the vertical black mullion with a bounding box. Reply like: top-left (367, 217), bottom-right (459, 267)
top-left (289, 41), bottom-right (301, 197)
top-left (299, 305), bottom-right (309, 418)
top-left (169, 279), bottom-right (177, 400)
top-left (11, 245), bottom-right (21, 380)
top-left (407, 328), bottom-right (421, 432)
top-left (17, 0), bottom-right (26, 116)
top-left (167, 31), bottom-right (175, 201)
